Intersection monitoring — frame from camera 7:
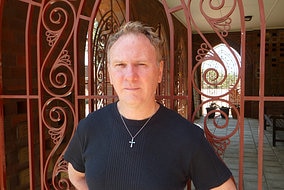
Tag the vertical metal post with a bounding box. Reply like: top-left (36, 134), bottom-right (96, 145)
top-left (25, 3), bottom-right (35, 189)
top-left (126, 0), bottom-right (130, 22)
top-left (0, 0), bottom-right (6, 188)
top-left (238, 0), bottom-right (246, 188)
top-left (257, 0), bottom-right (266, 189)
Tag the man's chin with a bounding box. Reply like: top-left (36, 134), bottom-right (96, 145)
top-left (119, 99), bottom-right (143, 106)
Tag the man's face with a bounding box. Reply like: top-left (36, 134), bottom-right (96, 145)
top-left (108, 33), bottom-right (163, 107)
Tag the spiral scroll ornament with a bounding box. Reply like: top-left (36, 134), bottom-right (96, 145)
top-left (52, 157), bottom-right (71, 189)
top-left (41, 0), bottom-right (76, 96)
top-left (200, 0), bottom-right (236, 36)
top-left (42, 97), bottom-right (75, 189)
top-left (202, 100), bottom-right (239, 157)
top-left (40, 1), bottom-right (77, 188)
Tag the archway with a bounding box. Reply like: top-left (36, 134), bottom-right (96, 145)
top-left (201, 43), bottom-right (241, 117)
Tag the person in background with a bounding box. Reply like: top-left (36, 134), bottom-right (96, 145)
top-left (64, 21), bottom-right (236, 190)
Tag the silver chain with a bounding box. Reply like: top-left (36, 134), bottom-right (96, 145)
top-left (120, 114), bottom-right (152, 148)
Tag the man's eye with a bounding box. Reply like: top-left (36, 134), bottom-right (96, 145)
top-left (137, 63), bottom-right (146, 66)
top-left (115, 63), bottom-right (125, 67)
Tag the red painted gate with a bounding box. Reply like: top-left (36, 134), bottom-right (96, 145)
top-left (0, 0), bottom-right (273, 189)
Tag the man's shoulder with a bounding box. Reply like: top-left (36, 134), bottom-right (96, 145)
top-left (158, 104), bottom-right (204, 133)
top-left (158, 104), bottom-right (192, 123)
top-left (87, 102), bottom-right (116, 118)
top-left (77, 102), bottom-right (116, 129)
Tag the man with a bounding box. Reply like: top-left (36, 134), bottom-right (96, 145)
top-left (64, 21), bottom-right (236, 190)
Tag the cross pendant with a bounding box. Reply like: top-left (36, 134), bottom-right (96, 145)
top-left (129, 138), bottom-right (135, 148)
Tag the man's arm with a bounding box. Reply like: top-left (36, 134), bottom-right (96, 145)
top-left (211, 177), bottom-right (237, 190)
top-left (68, 163), bottom-right (88, 190)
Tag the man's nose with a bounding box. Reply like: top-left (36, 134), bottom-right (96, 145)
top-left (125, 65), bottom-right (138, 80)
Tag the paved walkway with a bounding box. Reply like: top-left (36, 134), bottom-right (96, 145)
top-left (191, 117), bottom-right (284, 190)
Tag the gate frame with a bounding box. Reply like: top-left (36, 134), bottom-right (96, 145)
top-left (0, 0), bottom-right (271, 189)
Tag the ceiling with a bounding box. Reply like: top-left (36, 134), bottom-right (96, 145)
top-left (164, 0), bottom-right (284, 32)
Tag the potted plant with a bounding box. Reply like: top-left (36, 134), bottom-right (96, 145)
top-left (220, 106), bottom-right (230, 118)
top-left (206, 102), bottom-right (219, 118)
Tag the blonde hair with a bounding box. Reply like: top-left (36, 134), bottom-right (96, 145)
top-left (106, 21), bottom-right (163, 63)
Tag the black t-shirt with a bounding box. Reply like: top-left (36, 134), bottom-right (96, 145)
top-left (64, 102), bottom-right (232, 190)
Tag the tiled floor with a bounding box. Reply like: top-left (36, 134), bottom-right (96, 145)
top-left (192, 117), bottom-right (284, 190)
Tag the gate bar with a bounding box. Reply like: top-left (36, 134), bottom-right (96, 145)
top-left (0, 0), bottom-right (6, 188)
top-left (257, 0), bottom-right (266, 189)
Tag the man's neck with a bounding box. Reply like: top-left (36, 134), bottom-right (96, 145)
top-left (117, 101), bottom-right (159, 120)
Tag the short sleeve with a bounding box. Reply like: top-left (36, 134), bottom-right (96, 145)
top-left (189, 135), bottom-right (232, 189)
top-left (64, 128), bottom-right (85, 173)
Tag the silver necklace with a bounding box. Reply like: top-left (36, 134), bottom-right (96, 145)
top-left (120, 115), bottom-right (152, 148)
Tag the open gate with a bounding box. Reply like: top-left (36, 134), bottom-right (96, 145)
top-left (0, 0), bottom-right (273, 189)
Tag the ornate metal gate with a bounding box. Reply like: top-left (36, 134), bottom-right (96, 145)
top-left (0, 0), bottom-right (270, 189)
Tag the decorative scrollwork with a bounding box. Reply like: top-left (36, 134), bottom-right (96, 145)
top-left (46, 31), bottom-right (59, 47)
top-left (192, 42), bottom-right (240, 98)
top-left (39, 0), bottom-right (77, 189)
top-left (92, 11), bottom-right (121, 109)
top-left (212, 17), bottom-right (232, 37)
top-left (206, 132), bottom-right (231, 157)
top-left (194, 46), bottom-right (226, 97)
top-left (41, 0), bottom-right (76, 96)
top-left (52, 50), bottom-right (73, 89)
top-left (196, 43), bottom-right (212, 62)
top-left (200, 0), bottom-right (236, 36)
top-left (42, 98), bottom-right (74, 144)
top-left (200, 99), bottom-right (239, 156)
top-left (58, 50), bottom-right (72, 66)
top-left (52, 156), bottom-right (71, 189)
top-left (42, 97), bottom-right (75, 189)
top-left (42, 0), bottom-right (75, 33)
